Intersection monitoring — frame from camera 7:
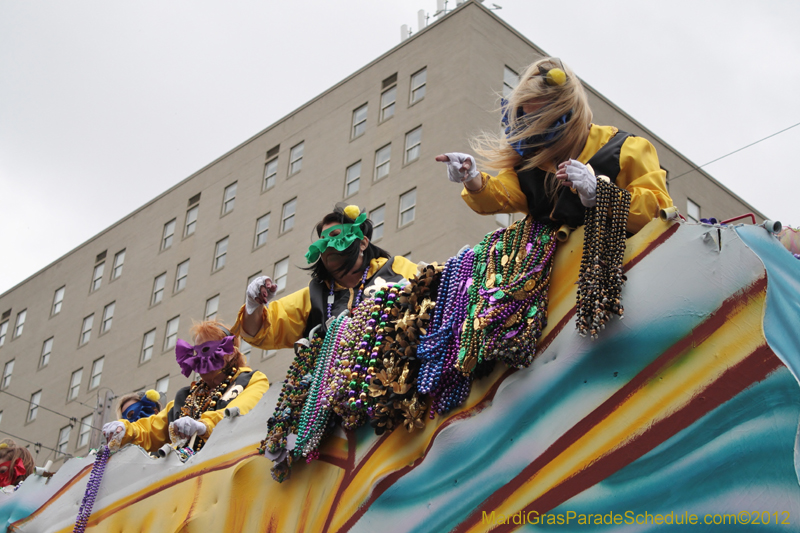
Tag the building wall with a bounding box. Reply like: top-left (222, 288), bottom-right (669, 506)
top-left (0, 1), bottom-right (763, 468)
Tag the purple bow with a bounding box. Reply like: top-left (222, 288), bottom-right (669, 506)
top-left (175, 336), bottom-right (235, 377)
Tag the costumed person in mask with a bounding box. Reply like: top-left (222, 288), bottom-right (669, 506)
top-left (234, 204), bottom-right (418, 347)
top-left (436, 57), bottom-right (673, 235)
top-left (115, 390), bottom-right (162, 422)
top-left (0, 439), bottom-right (35, 489)
top-left (102, 320), bottom-right (268, 454)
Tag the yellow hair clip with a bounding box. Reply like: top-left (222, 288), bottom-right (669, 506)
top-left (343, 205), bottom-right (361, 220)
top-left (546, 68), bottom-right (567, 86)
top-left (145, 389), bottom-right (161, 402)
top-left (0, 443), bottom-right (8, 449)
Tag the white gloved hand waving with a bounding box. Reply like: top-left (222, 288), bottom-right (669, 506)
top-left (435, 153), bottom-right (481, 183)
top-left (245, 275), bottom-right (278, 315)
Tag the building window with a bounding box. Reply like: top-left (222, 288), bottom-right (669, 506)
top-left (380, 85), bottom-right (397, 122)
top-left (77, 415), bottom-right (93, 448)
top-left (281, 198), bottom-right (296, 233)
top-left (80, 314), bottom-right (93, 345)
top-left (240, 339), bottom-right (253, 361)
top-left (162, 219), bottom-right (176, 250)
top-left (399, 188), bottom-right (417, 227)
top-left (405, 126), bottom-right (422, 164)
top-left (57, 425), bottom-right (71, 455)
top-left (112, 249), bottom-right (125, 279)
top-left (263, 158), bottom-right (278, 191)
top-left (40, 337), bottom-right (53, 368)
top-left (374, 144), bottom-right (391, 181)
top-left (90, 357), bottom-right (104, 389)
top-left (410, 68), bottom-right (427, 104)
top-left (344, 161), bottom-right (361, 197)
top-left (164, 316), bottom-right (180, 350)
top-left (222, 182), bottom-right (237, 215)
top-left (274, 258), bottom-right (289, 292)
top-left (495, 213), bottom-right (512, 227)
top-left (91, 263), bottom-right (104, 292)
top-left (352, 104), bottom-right (368, 139)
top-left (175, 259), bottom-right (190, 292)
top-left (247, 271), bottom-right (262, 288)
top-left (289, 142), bottom-right (304, 176)
top-left (255, 214), bottom-right (270, 248)
top-left (68, 369), bottom-right (82, 401)
top-left (141, 329), bottom-right (156, 363)
top-left (205, 295), bottom-right (219, 321)
top-left (2, 360), bottom-right (13, 389)
top-left (184, 205), bottom-right (199, 237)
top-left (13, 310), bottom-right (26, 338)
top-left (263, 349), bottom-right (278, 361)
top-left (28, 390), bottom-right (41, 422)
top-left (214, 237), bottom-right (228, 271)
top-left (156, 375), bottom-right (170, 395)
top-left (101, 302), bottom-right (115, 333)
top-left (687, 198), bottom-right (700, 222)
top-left (152, 273), bottom-right (166, 305)
top-left (503, 65), bottom-right (519, 97)
top-left (0, 321), bottom-right (7, 348)
top-left (370, 205), bottom-right (385, 241)
top-left (52, 286), bottom-right (65, 315)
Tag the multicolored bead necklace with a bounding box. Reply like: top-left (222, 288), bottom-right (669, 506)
top-left (327, 265), bottom-right (371, 320)
top-left (576, 178), bottom-right (631, 338)
top-left (180, 363), bottom-right (238, 452)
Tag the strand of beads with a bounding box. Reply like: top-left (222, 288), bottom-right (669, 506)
top-left (576, 178), bottom-right (631, 338)
top-left (260, 333), bottom-right (322, 464)
top-left (327, 266), bottom-right (370, 320)
top-left (294, 314), bottom-right (348, 460)
top-left (72, 445), bottom-right (110, 533)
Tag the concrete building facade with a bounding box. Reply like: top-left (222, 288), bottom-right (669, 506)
top-left (0, 1), bottom-right (764, 468)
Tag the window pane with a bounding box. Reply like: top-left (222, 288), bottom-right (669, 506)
top-left (0, 322), bottom-right (6, 348)
top-left (164, 317), bottom-right (180, 350)
top-left (263, 158), bottom-right (278, 191)
top-left (78, 415), bottom-right (93, 448)
top-left (274, 258), bottom-right (289, 291)
top-left (80, 314), bottom-right (94, 345)
top-left (405, 127), bottom-right (422, 163)
top-left (2, 360), bottom-right (14, 389)
top-left (214, 237), bottom-right (229, 271)
top-left (102, 302), bottom-right (115, 333)
top-left (289, 142), bottom-right (304, 175)
top-left (205, 295), bottom-right (219, 321)
top-left (375, 144), bottom-right (391, 180)
top-left (345, 161), bottom-right (361, 197)
top-left (90, 357), bottom-right (104, 389)
top-left (380, 86), bottom-right (397, 121)
top-left (57, 425), bottom-right (71, 454)
top-left (162, 219), bottom-right (176, 250)
top-left (152, 273), bottom-right (166, 305)
top-left (222, 182), bottom-right (237, 215)
top-left (399, 189), bottom-right (417, 226)
top-left (410, 68), bottom-right (427, 104)
top-left (112, 249), bottom-right (125, 279)
top-left (282, 199), bottom-right (296, 233)
top-left (41, 337), bottom-right (53, 367)
top-left (53, 286), bottom-right (65, 315)
top-left (184, 205), bottom-right (199, 237)
top-left (352, 104), bottom-right (368, 138)
top-left (14, 310), bottom-right (26, 338)
top-left (503, 65), bottom-right (519, 97)
top-left (28, 391), bottom-right (41, 421)
top-left (255, 214), bottom-right (270, 248)
top-left (68, 369), bottom-right (82, 400)
top-left (687, 199), bottom-right (700, 221)
top-left (156, 375), bottom-right (170, 395)
top-left (92, 263), bottom-right (104, 291)
top-left (370, 205), bottom-right (385, 241)
top-left (175, 259), bottom-right (190, 292)
top-left (495, 213), bottom-right (512, 227)
top-left (141, 329), bottom-right (156, 363)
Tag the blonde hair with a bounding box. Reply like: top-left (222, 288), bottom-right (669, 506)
top-left (472, 57), bottom-right (593, 201)
top-left (0, 439), bottom-right (35, 485)
top-left (189, 319), bottom-right (247, 368)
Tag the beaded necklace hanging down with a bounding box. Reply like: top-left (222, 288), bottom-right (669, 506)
top-left (457, 216), bottom-right (558, 373)
top-left (576, 177), bottom-right (631, 338)
top-left (327, 265), bottom-right (371, 320)
top-left (178, 363), bottom-right (238, 452)
top-left (72, 445), bottom-right (110, 533)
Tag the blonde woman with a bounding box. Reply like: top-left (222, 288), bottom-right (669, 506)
top-left (437, 57), bottom-right (672, 234)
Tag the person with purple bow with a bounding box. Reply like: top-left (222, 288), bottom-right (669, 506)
top-left (102, 320), bottom-right (268, 454)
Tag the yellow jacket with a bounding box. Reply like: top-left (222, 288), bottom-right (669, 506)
top-left (461, 125), bottom-right (673, 234)
top-left (118, 367), bottom-right (269, 453)
top-left (232, 256), bottom-right (419, 350)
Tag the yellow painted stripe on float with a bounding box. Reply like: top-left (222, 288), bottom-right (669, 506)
top-left (463, 288), bottom-right (765, 533)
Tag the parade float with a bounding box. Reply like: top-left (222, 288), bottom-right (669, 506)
top-left (1, 206), bottom-right (799, 533)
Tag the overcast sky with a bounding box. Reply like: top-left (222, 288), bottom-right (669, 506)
top-left (1, 0), bottom-right (798, 295)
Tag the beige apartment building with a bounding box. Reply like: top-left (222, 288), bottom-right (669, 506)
top-left (0, 1), bottom-right (764, 468)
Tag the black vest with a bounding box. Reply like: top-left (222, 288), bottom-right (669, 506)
top-left (168, 369), bottom-right (257, 424)
top-left (304, 257), bottom-right (407, 336)
top-left (517, 130), bottom-right (632, 228)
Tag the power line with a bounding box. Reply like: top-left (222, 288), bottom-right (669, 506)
top-left (0, 390), bottom-right (103, 432)
top-left (0, 428), bottom-right (72, 458)
top-left (667, 121), bottom-right (800, 183)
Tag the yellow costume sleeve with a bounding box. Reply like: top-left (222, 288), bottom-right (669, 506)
top-left (119, 401), bottom-right (174, 453)
top-left (460, 169), bottom-right (529, 215)
top-left (391, 255), bottom-right (423, 280)
top-left (199, 369), bottom-right (269, 439)
top-left (616, 136), bottom-right (673, 234)
top-left (231, 287), bottom-right (311, 350)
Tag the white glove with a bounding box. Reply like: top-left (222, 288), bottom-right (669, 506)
top-left (172, 417), bottom-right (207, 438)
top-left (102, 421), bottom-right (125, 441)
top-left (245, 275), bottom-right (274, 314)
top-left (438, 153), bottom-right (480, 183)
top-left (564, 159), bottom-right (597, 207)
